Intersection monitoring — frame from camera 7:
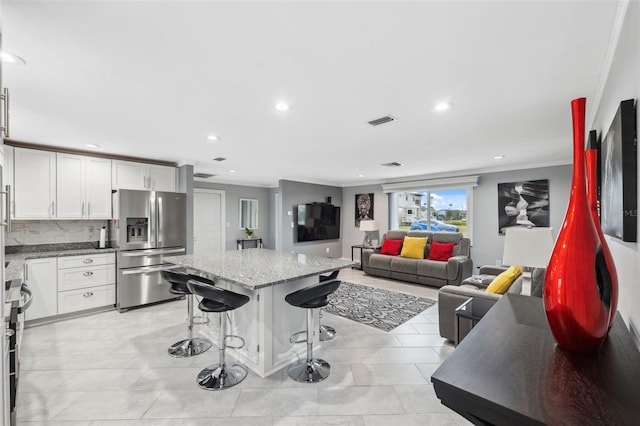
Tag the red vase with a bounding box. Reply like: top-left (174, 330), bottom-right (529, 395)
top-left (585, 147), bottom-right (618, 329)
top-left (543, 98), bottom-right (612, 353)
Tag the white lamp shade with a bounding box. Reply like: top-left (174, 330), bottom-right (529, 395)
top-left (502, 227), bottom-right (554, 268)
top-left (359, 220), bottom-right (378, 232)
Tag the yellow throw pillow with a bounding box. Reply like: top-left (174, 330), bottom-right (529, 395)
top-left (486, 265), bottom-right (522, 294)
top-left (400, 237), bottom-right (428, 259)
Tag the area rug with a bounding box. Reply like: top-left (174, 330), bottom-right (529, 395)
top-left (323, 282), bottom-right (436, 332)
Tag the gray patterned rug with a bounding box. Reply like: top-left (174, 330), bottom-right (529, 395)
top-left (323, 282), bottom-right (436, 332)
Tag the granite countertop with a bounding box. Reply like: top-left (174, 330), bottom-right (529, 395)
top-left (165, 249), bottom-right (355, 290)
top-left (5, 243), bottom-right (117, 282)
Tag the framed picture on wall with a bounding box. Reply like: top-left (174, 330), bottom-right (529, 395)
top-left (601, 99), bottom-right (637, 242)
top-left (355, 193), bottom-right (374, 227)
top-left (497, 179), bottom-right (550, 235)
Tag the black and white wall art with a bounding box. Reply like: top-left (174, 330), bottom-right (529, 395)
top-left (601, 99), bottom-right (637, 242)
top-left (498, 179), bottom-right (550, 235)
top-left (355, 193), bottom-right (374, 227)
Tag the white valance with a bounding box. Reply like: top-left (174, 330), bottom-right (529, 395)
top-left (381, 175), bottom-right (479, 193)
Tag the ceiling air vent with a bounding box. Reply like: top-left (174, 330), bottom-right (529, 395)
top-left (213, 157), bottom-right (226, 162)
top-left (194, 173), bottom-right (215, 179)
top-left (368, 115), bottom-right (396, 126)
top-left (381, 161), bottom-right (403, 167)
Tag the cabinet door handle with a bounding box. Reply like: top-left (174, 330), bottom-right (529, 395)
top-left (83, 259), bottom-right (93, 264)
top-left (1, 88), bottom-right (9, 138)
top-left (82, 202), bottom-right (85, 216)
top-left (0, 185), bottom-right (11, 232)
top-left (83, 271), bottom-right (94, 277)
top-left (88, 202), bottom-right (91, 217)
top-left (83, 292), bottom-right (94, 297)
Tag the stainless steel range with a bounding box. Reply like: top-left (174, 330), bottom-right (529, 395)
top-left (111, 189), bottom-right (187, 311)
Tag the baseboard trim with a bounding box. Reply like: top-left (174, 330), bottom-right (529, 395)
top-left (630, 321), bottom-right (640, 352)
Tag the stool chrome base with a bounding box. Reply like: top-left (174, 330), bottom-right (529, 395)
top-left (196, 363), bottom-right (248, 390)
top-left (288, 358), bottom-right (330, 383)
top-left (168, 338), bottom-right (213, 358)
top-left (319, 324), bottom-right (336, 341)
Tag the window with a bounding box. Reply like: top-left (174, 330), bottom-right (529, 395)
top-left (395, 189), bottom-right (468, 236)
top-left (383, 176), bottom-right (477, 242)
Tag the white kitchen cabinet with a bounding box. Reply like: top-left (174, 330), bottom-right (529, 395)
top-left (56, 153), bottom-right (111, 219)
top-left (24, 257), bottom-right (58, 321)
top-left (112, 160), bottom-right (177, 192)
top-left (14, 148), bottom-right (56, 219)
top-left (57, 253), bottom-right (115, 314)
top-left (2, 145), bottom-right (14, 219)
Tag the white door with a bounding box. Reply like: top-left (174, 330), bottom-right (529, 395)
top-left (56, 153), bottom-right (85, 219)
top-left (14, 148), bottom-right (56, 218)
top-left (194, 189), bottom-right (225, 254)
top-left (85, 156), bottom-right (112, 218)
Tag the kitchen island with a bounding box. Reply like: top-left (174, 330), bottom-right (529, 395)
top-left (165, 249), bottom-right (354, 378)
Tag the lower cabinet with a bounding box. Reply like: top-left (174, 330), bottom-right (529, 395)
top-left (57, 253), bottom-right (116, 315)
top-left (24, 257), bottom-right (58, 321)
top-left (25, 253), bottom-right (116, 322)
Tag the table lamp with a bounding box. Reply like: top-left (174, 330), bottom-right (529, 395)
top-left (502, 227), bottom-right (554, 295)
top-left (359, 220), bottom-right (379, 247)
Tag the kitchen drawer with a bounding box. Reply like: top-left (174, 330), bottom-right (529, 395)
top-left (57, 253), bottom-right (115, 269)
top-left (58, 264), bottom-right (115, 291)
top-left (58, 284), bottom-right (115, 314)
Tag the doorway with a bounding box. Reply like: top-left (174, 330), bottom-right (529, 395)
top-left (194, 188), bottom-right (225, 253)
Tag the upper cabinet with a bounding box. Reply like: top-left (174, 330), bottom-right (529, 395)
top-left (14, 148), bottom-right (57, 219)
top-left (56, 153), bottom-right (111, 219)
top-left (112, 160), bottom-right (177, 192)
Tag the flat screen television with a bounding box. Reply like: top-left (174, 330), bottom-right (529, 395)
top-left (294, 203), bottom-right (341, 242)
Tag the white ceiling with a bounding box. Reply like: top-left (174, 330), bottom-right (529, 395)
top-left (1, 1), bottom-right (619, 188)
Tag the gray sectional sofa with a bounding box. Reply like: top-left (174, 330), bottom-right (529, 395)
top-left (437, 265), bottom-right (546, 341)
top-left (361, 230), bottom-right (473, 287)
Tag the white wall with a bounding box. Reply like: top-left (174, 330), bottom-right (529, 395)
top-left (590, 0), bottom-right (639, 339)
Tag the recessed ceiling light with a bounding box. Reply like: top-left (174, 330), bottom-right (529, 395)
top-left (494, 155), bottom-right (505, 160)
top-left (432, 102), bottom-right (453, 112)
top-left (357, 174), bottom-right (365, 178)
top-left (84, 143), bottom-right (100, 148)
top-left (207, 135), bottom-right (220, 141)
top-left (229, 169), bottom-right (236, 173)
top-left (0, 51), bottom-right (26, 65)
top-left (275, 101), bottom-right (290, 111)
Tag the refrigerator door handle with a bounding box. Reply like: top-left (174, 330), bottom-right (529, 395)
top-left (120, 247), bottom-right (185, 257)
top-left (121, 264), bottom-right (182, 275)
top-left (157, 195), bottom-right (163, 245)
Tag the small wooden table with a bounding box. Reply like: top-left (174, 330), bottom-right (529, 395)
top-left (237, 238), bottom-right (263, 249)
top-left (431, 294), bottom-right (640, 425)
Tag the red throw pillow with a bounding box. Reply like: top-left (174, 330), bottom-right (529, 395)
top-left (379, 239), bottom-right (403, 256)
top-left (427, 242), bottom-right (455, 261)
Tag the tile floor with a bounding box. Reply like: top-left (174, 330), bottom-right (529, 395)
top-left (18, 268), bottom-right (472, 425)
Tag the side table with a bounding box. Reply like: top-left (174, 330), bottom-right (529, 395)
top-left (454, 297), bottom-right (497, 345)
top-left (351, 244), bottom-right (380, 270)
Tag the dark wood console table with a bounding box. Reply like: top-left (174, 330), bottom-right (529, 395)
top-left (431, 294), bottom-right (640, 425)
top-left (236, 238), bottom-right (263, 249)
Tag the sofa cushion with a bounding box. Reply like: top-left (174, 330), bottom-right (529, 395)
top-left (380, 239), bottom-right (403, 256)
top-left (368, 253), bottom-right (393, 270)
top-left (486, 265), bottom-right (522, 294)
top-left (391, 257), bottom-right (418, 275)
top-left (417, 259), bottom-right (449, 280)
top-left (427, 242), bottom-right (455, 261)
top-left (400, 237), bottom-right (428, 259)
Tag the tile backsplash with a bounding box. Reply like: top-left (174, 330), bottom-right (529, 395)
top-left (6, 220), bottom-right (109, 246)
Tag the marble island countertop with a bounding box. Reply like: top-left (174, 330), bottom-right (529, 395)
top-left (165, 249), bottom-right (356, 290)
top-left (5, 244), bottom-right (117, 281)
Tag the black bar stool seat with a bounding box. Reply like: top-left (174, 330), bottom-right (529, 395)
top-left (162, 269), bottom-right (213, 358)
top-left (188, 279), bottom-right (251, 391)
top-left (285, 279), bottom-right (341, 383)
top-left (318, 270), bottom-right (339, 341)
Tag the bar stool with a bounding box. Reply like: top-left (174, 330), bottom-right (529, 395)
top-left (318, 270), bottom-right (339, 341)
top-left (187, 278), bottom-right (251, 390)
top-left (162, 269), bottom-right (213, 358)
top-left (285, 279), bottom-right (341, 383)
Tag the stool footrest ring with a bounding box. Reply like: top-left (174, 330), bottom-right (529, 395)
top-left (289, 330), bottom-right (308, 344)
top-left (224, 334), bottom-right (245, 349)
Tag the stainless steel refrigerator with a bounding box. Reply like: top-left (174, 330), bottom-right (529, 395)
top-left (111, 189), bottom-right (187, 311)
